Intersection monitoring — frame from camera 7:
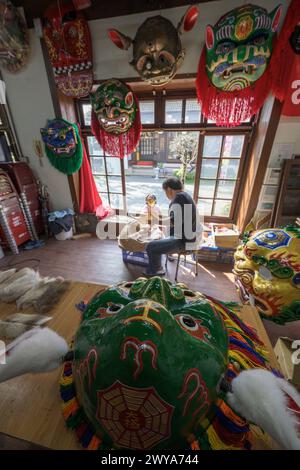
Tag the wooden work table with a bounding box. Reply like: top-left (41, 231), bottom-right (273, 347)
top-left (0, 282), bottom-right (280, 450)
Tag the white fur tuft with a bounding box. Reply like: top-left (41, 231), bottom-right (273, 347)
top-left (0, 268), bottom-right (41, 303)
top-left (0, 269), bottom-right (16, 284)
top-left (0, 327), bottom-right (68, 382)
top-left (227, 368), bottom-right (300, 450)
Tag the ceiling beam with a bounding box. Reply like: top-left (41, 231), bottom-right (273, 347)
top-left (16, 0), bottom-right (219, 28)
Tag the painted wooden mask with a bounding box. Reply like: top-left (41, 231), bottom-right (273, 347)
top-left (90, 79), bottom-right (137, 135)
top-left (108, 6), bottom-right (199, 86)
top-left (40, 119), bottom-right (83, 174)
top-left (42, 0), bottom-right (93, 98)
top-left (234, 226), bottom-right (300, 324)
top-left (0, 0), bottom-right (30, 72)
top-left (90, 79), bottom-right (141, 158)
top-left (72, 277), bottom-right (228, 449)
top-left (205, 4), bottom-right (282, 91)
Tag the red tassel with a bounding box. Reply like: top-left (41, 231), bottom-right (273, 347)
top-left (196, 48), bottom-right (273, 127)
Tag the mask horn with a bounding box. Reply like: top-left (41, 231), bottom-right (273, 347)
top-left (271, 4), bottom-right (283, 32)
top-left (205, 25), bottom-right (215, 50)
top-left (177, 5), bottom-right (199, 34)
top-left (107, 29), bottom-right (132, 50)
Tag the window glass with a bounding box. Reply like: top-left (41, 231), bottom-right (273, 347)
top-left (203, 135), bottom-right (222, 158)
top-left (90, 157), bottom-right (105, 175)
top-left (185, 99), bottom-right (201, 123)
top-left (165, 100), bottom-right (183, 124)
top-left (107, 176), bottom-right (122, 194)
top-left (198, 180), bottom-right (216, 198)
top-left (94, 175), bottom-right (107, 193)
top-left (82, 103), bottom-right (92, 126)
top-left (106, 157), bottom-right (121, 176)
top-left (198, 199), bottom-right (213, 216)
top-left (87, 136), bottom-right (104, 156)
top-left (223, 135), bottom-right (244, 157)
top-left (216, 180), bottom-right (236, 199)
top-left (213, 199), bottom-right (231, 217)
top-left (140, 101), bottom-right (155, 124)
top-left (219, 159), bottom-right (239, 179)
top-left (201, 159), bottom-right (219, 179)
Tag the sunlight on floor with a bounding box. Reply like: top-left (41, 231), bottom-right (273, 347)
top-left (223, 272), bottom-right (236, 284)
top-left (197, 263), bottom-right (216, 278)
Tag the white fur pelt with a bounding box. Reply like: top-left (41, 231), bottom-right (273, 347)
top-left (0, 269), bottom-right (16, 285)
top-left (227, 368), bottom-right (300, 450)
top-left (0, 268), bottom-right (40, 303)
top-left (0, 327), bottom-right (68, 383)
top-left (16, 277), bottom-right (70, 313)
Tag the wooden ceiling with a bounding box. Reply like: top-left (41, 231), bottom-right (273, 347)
top-left (15, 0), bottom-right (218, 28)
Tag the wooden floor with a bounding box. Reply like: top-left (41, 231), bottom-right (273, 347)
top-left (2, 237), bottom-right (300, 347)
top-left (0, 236), bottom-right (299, 450)
top-left (0, 279), bottom-right (280, 450)
top-left (0, 237), bottom-right (240, 303)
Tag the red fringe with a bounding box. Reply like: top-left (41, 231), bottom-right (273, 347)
top-left (270, 0), bottom-right (300, 102)
top-left (196, 47), bottom-right (273, 127)
top-left (91, 84), bottom-right (142, 158)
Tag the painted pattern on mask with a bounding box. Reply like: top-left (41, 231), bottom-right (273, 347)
top-left (234, 226), bottom-right (300, 324)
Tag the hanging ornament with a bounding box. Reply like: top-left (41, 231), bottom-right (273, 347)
top-left (90, 79), bottom-right (141, 158)
top-left (196, 4), bottom-right (282, 126)
top-left (0, 0), bottom-right (30, 73)
top-left (108, 6), bottom-right (199, 86)
top-left (40, 119), bottom-right (83, 174)
top-left (42, 0), bottom-right (93, 98)
top-left (270, 0), bottom-right (300, 116)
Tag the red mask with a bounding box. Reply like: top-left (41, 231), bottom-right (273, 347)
top-left (43, 0), bottom-right (93, 98)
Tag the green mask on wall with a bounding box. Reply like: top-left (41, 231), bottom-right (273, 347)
top-left (205, 4), bottom-right (282, 91)
top-left (90, 79), bottom-right (137, 135)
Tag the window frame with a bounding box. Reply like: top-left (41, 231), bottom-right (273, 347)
top-left (76, 88), bottom-right (255, 222)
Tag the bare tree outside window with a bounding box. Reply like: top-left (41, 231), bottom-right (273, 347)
top-left (169, 133), bottom-right (198, 186)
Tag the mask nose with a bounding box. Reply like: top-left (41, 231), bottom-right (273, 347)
top-left (123, 300), bottom-right (163, 334)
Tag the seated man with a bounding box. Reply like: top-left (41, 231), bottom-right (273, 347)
top-left (145, 177), bottom-right (201, 276)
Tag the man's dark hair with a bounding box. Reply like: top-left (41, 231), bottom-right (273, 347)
top-left (162, 177), bottom-right (183, 191)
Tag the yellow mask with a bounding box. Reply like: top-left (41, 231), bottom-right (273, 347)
top-left (234, 226), bottom-right (300, 324)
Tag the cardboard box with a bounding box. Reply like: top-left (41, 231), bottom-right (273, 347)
top-left (211, 223), bottom-right (240, 249)
top-left (274, 337), bottom-right (300, 386)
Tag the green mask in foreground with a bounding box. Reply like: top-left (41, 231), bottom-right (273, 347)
top-left (61, 276), bottom-right (271, 450)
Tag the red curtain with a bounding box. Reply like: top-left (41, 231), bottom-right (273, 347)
top-left (78, 126), bottom-right (113, 219)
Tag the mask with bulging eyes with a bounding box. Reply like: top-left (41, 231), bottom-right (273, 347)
top-left (60, 275), bottom-right (276, 450)
top-left (90, 79), bottom-right (137, 135)
top-left (108, 6), bottom-right (199, 86)
top-left (205, 4), bottom-right (282, 92)
top-left (234, 226), bottom-right (300, 324)
top-left (40, 118), bottom-right (83, 174)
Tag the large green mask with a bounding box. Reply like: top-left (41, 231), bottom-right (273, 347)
top-left (90, 79), bottom-right (137, 135)
top-left (206, 4), bottom-right (282, 91)
top-left (73, 277), bottom-right (228, 450)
